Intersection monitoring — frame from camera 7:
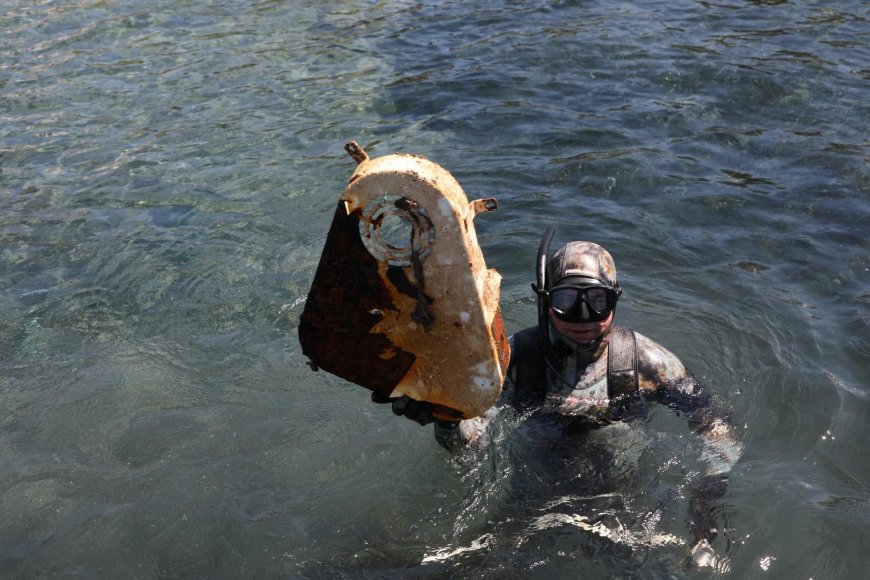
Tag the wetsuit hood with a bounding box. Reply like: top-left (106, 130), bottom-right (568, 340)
top-left (532, 228), bottom-right (621, 364)
top-left (547, 241), bottom-right (619, 291)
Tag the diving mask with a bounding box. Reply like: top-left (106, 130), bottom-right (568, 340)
top-left (548, 281), bottom-right (619, 323)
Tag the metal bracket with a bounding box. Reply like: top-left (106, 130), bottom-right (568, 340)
top-left (470, 197), bottom-right (499, 215)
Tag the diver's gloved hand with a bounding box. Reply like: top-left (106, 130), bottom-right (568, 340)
top-left (689, 539), bottom-right (729, 571)
top-left (686, 472), bottom-right (729, 569)
top-left (690, 539), bottom-right (716, 567)
top-left (370, 392), bottom-right (435, 426)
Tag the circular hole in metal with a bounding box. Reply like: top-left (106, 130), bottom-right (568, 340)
top-left (379, 212), bottom-right (413, 250)
top-left (359, 195), bottom-right (434, 267)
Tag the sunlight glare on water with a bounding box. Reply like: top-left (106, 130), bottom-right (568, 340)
top-left (1, 1), bottom-right (868, 578)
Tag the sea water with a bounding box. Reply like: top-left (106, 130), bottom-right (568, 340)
top-left (1, 1), bottom-right (867, 578)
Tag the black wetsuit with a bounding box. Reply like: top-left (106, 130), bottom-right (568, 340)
top-left (434, 324), bottom-right (740, 545)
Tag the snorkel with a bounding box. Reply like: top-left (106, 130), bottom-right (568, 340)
top-left (532, 227), bottom-right (568, 364)
top-left (532, 226), bottom-right (556, 350)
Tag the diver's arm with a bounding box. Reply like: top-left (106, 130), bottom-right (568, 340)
top-left (636, 333), bottom-right (742, 562)
top-left (653, 374), bottom-right (744, 480)
top-left (635, 333), bottom-right (743, 479)
top-left (433, 372), bottom-right (516, 453)
top-left (675, 380), bottom-right (742, 554)
top-left (652, 374), bottom-right (742, 566)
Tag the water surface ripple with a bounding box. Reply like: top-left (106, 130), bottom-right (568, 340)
top-left (1, 1), bottom-right (867, 578)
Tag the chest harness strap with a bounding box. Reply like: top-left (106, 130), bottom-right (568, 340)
top-left (607, 325), bottom-right (639, 399)
top-left (510, 325), bottom-right (640, 407)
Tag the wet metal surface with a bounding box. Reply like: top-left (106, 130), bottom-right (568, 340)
top-left (300, 143), bottom-right (510, 419)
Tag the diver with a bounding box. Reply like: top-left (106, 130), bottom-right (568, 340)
top-left (372, 227), bottom-right (743, 568)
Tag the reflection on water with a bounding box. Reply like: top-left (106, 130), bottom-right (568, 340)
top-left (1, 0), bottom-right (868, 578)
top-left (408, 406), bottom-right (738, 578)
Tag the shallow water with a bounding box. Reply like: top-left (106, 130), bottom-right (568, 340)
top-left (1, 1), bottom-right (868, 578)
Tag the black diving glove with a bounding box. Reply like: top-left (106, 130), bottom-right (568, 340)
top-left (688, 473), bottom-right (729, 545)
top-left (370, 392), bottom-right (435, 426)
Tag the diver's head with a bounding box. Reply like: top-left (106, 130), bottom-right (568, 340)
top-left (543, 240), bottom-right (622, 347)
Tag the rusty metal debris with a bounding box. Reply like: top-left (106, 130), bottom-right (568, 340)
top-left (299, 141), bottom-right (510, 420)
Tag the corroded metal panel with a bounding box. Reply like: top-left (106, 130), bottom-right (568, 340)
top-left (299, 142), bottom-right (510, 420)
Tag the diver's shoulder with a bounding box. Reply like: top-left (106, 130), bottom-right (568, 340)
top-left (621, 328), bottom-right (691, 387)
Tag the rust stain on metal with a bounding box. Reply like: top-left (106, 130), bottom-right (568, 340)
top-left (471, 197), bottom-right (499, 214)
top-left (345, 141), bottom-right (369, 165)
top-left (298, 202), bottom-right (415, 396)
top-left (299, 141), bottom-right (510, 419)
